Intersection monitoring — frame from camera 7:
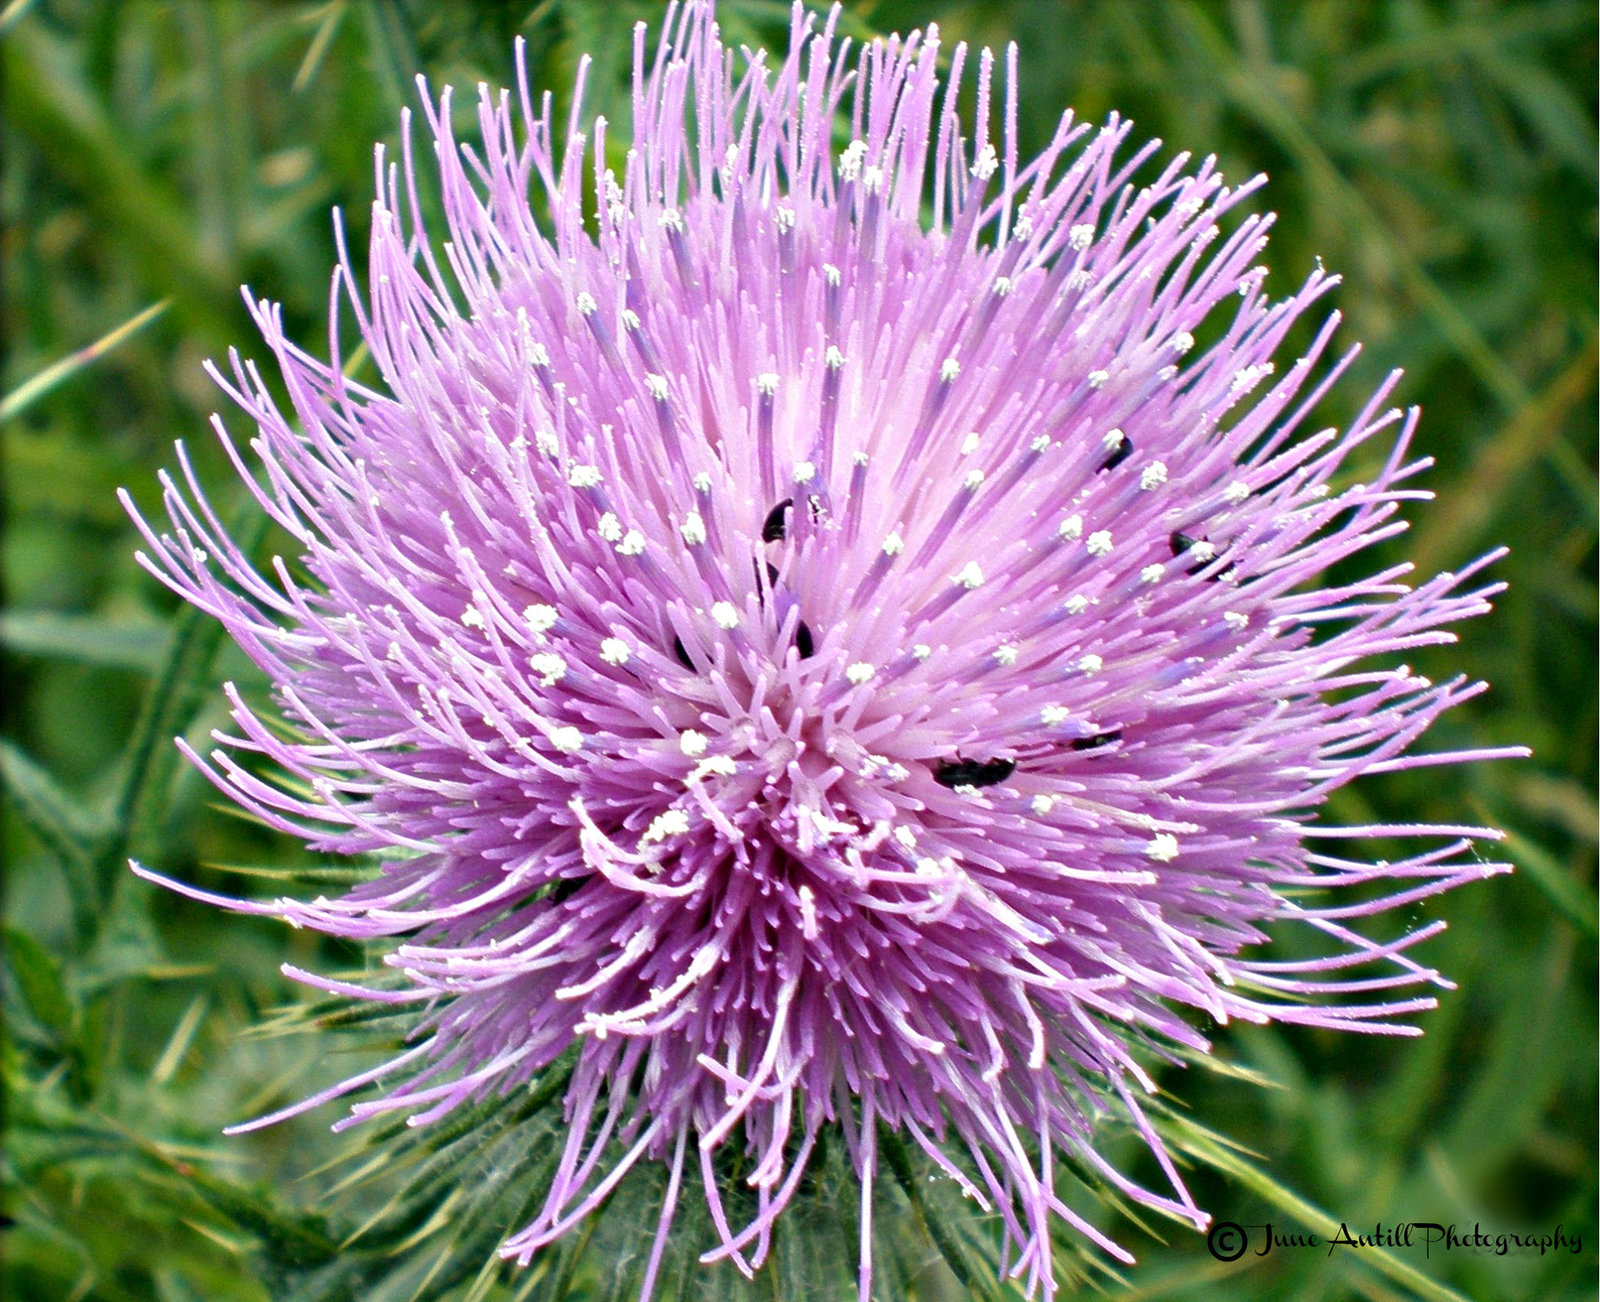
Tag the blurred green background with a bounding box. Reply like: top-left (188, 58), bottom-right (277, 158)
top-left (2, 1), bottom-right (1594, 1300)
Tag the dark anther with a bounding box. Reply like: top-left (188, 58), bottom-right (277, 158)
top-left (1097, 436), bottom-right (1133, 472)
top-left (933, 756), bottom-right (1016, 789)
top-left (766, 561), bottom-right (782, 586)
top-left (1070, 729), bottom-right (1121, 752)
top-left (795, 621), bottom-right (815, 659)
top-left (673, 634), bottom-right (694, 670)
top-left (762, 498), bottom-right (794, 542)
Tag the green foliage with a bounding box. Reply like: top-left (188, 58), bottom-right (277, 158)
top-left (3, 2), bottom-right (1594, 1300)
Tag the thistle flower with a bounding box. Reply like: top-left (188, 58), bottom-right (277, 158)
top-left (125, 3), bottom-right (1521, 1297)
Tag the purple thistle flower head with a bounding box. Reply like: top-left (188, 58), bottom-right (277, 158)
top-left (126, 3), bottom-right (1522, 1297)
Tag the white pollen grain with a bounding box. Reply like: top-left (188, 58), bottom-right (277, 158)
top-left (600, 637), bottom-right (631, 665)
top-left (549, 726), bottom-right (584, 754)
top-left (597, 512), bottom-right (623, 542)
top-left (1141, 563), bottom-right (1166, 584)
top-left (1102, 427), bottom-right (1125, 450)
top-left (1224, 479), bottom-right (1251, 503)
top-left (1041, 705), bottom-right (1071, 726)
top-left (679, 730), bottom-right (708, 757)
top-left (1064, 594), bottom-right (1090, 615)
top-left (845, 662), bottom-right (876, 685)
top-left (680, 512), bottom-right (707, 546)
top-left (1058, 514), bottom-right (1083, 541)
top-left (1069, 223), bottom-right (1095, 250)
top-left (756, 372), bottom-right (780, 395)
top-left (1224, 611), bottom-right (1249, 630)
top-left (1031, 794), bottom-right (1056, 815)
top-left (461, 606), bottom-right (485, 629)
top-left (616, 530), bottom-right (646, 556)
top-left (620, 309), bottom-right (641, 331)
top-left (711, 602), bottom-right (739, 629)
top-left (567, 464), bottom-right (602, 488)
top-left (1145, 833), bottom-right (1180, 862)
top-left (994, 644), bottom-right (1019, 666)
top-left (940, 357), bottom-right (961, 382)
top-left (1140, 461), bottom-right (1168, 490)
top-left (529, 653), bottom-right (567, 686)
top-left (523, 604), bottom-right (559, 634)
top-left (882, 532), bottom-right (904, 556)
top-left (961, 432), bottom-right (982, 456)
top-left (792, 460), bottom-right (816, 483)
top-left (1086, 530), bottom-right (1114, 557)
top-left (1078, 653), bottom-right (1103, 674)
top-left (964, 469), bottom-right (986, 491)
top-left (575, 292), bottom-right (597, 315)
top-left (692, 471), bottom-right (712, 493)
top-left (1087, 368), bottom-right (1109, 388)
top-left (825, 344), bottom-right (846, 369)
top-left (954, 562), bottom-right (985, 589)
top-left (1172, 331), bottom-right (1195, 353)
top-left (912, 644), bottom-right (932, 660)
top-left (992, 276), bottom-right (1013, 297)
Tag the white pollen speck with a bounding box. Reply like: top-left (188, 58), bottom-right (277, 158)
top-left (940, 357), bottom-right (961, 382)
top-left (882, 532), bottom-right (904, 556)
top-left (621, 309), bottom-right (641, 331)
top-left (839, 140), bottom-right (867, 181)
top-left (825, 344), bottom-right (846, 369)
top-left (1145, 833), bottom-right (1180, 862)
top-left (616, 530), bottom-right (646, 556)
top-left (1078, 653), bottom-right (1103, 674)
top-left (642, 809), bottom-right (690, 843)
top-left (658, 207), bottom-right (684, 231)
top-left (845, 662), bottom-right (876, 685)
top-left (971, 143), bottom-right (999, 179)
top-left (916, 857), bottom-right (941, 876)
top-left (1087, 369), bottom-right (1109, 388)
top-left (994, 644), bottom-right (1019, 666)
top-left (992, 276), bottom-right (1013, 297)
top-left (523, 604), bottom-right (559, 634)
top-left (600, 637), bottom-right (631, 664)
top-left (1312, 483), bottom-right (1330, 498)
top-left (461, 605), bottom-right (485, 629)
top-left (964, 469), bottom-right (986, 491)
top-left (861, 164), bottom-right (884, 194)
top-left (680, 512), bottom-right (707, 546)
top-left (853, 450), bottom-right (870, 468)
top-left (575, 291), bottom-right (597, 315)
top-left (692, 471), bottom-right (712, 493)
top-left (823, 263), bottom-right (842, 286)
top-left (1172, 331), bottom-right (1195, 354)
top-left (1224, 611), bottom-right (1249, 630)
top-left (792, 460), bottom-right (816, 484)
top-left (550, 726), bottom-right (584, 754)
top-left (1189, 540), bottom-right (1217, 562)
top-left (679, 730), bottom-right (708, 757)
top-left (1058, 514), bottom-right (1083, 541)
top-left (1031, 433), bottom-right (1051, 453)
top-left (960, 432), bottom-right (981, 456)
top-left (912, 644), bottom-right (932, 660)
top-left (690, 755), bottom-right (737, 780)
top-left (1031, 794), bottom-right (1056, 815)
top-left (1102, 428), bottom-right (1125, 450)
top-left (774, 205), bottom-right (796, 233)
top-left (756, 372), bottom-right (780, 396)
top-left (644, 373), bottom-right (670, 401)
top-left (711, 602), bottom-right (739, 629)
top-left (894, 825), bottom-right (917, 848)
top-left (1041, 705), bottom-right (1071, 726)
top-left (529, 342), bottom-right (550, 368)
top-left (953, 562), bottom-right (985, 589)
top-left (567, 464), bottom-right (602, 488)
top-left (529, 653), bottom-right (567, 686)
top-left (1064, 594), bottom-right (1090, 615)
top-left (597, 512), bottom-right (623, 542)
top-left (1141, 563), bottom-right (1166, 584)
top-left (1140, 461), bottom-right (1169, 491)
top-left (1224, 479), bottom-right (1251, 503)
top-left (1069, 223), bottom-right (1095, 250)
top-left (1086, 530), bottom-right (1113, 557)
top-left (535, 429), bottom-right (559, 455)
